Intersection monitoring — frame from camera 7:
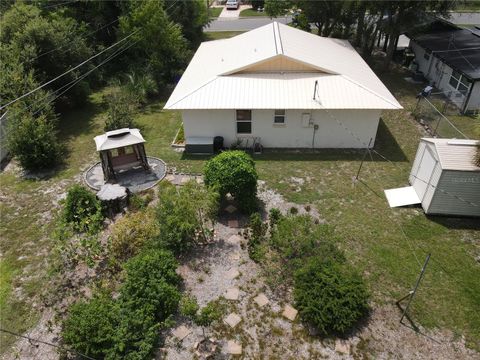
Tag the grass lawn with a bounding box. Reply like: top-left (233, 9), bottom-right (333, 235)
top-left (203, 31), bottom-right (245, 41)
top-left (240, 8), bottom-right (269, 17)
top-left (208, 7), bottom-right (223, 18)
top-left (1, 34), bottom-right (479, 353)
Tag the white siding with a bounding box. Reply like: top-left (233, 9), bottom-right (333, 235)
top-left (182, 109), bottom-right (381, 148)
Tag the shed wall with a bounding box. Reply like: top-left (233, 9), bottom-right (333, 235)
top-left (427, 170), bottom-right (480, 216)
top-left (182, 109), bottom-right (381, 148)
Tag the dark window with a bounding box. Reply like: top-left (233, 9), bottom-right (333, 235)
top-left (274, 109), bottom-right (285, 124)
top-left (236, 110), bottom-right (252, 134)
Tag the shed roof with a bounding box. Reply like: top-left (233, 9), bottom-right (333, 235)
top-left (94, 128), bottom-right (145, 151)
top-left (422, 138), bottom-right (480, 171)
top-left (164, 22), bottom-right (402, 110)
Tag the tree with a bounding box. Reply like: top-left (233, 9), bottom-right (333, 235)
top-left (164, 0), bottom-right (209, 48)
top-left (380, 1), bottom-right (456, 68)
top-left (264, 0), bottom-right (291, 17)
top-left (103, 86), bottom-right (138, 131)
top-left (0, 3), bottom-right (94, 107)
top-left (119, 0), bottom-right (189, 85)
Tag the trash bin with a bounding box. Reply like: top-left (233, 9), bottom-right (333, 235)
top-left (214, 136), bottom-right (224, 153)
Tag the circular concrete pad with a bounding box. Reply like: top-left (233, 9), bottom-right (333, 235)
top-left (84, 156), bottom-right (166, 193)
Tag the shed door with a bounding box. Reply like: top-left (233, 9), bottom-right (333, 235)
top-left (413, 148), bottom-right (436, 200)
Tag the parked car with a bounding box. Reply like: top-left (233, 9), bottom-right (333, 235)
top-left (226, 0), bottom-right (240, 10)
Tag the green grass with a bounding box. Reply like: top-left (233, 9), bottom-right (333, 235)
top-left (1, 34), bottom-right (479, 353)
top-left (208, 7), bottom-right (223, 18)
top-left (203, 31), bottom-right (245, 41)
top-left (240, 8), bottom-right (269, 17)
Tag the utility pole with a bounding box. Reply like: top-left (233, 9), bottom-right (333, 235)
top-left (396, 253), bottom-right (431, 324)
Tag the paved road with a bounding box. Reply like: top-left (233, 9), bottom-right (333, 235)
top-left (205, 12), bottom-right (478, 32)
top-left (205, 16), bottom-right (292, 31)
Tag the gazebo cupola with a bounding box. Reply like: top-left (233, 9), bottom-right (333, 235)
top-left (94, 128), bottom-right (149, 182)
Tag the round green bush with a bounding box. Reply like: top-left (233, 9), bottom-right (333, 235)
top-left (293, 257), bottom-right (369, 336)
top-left (204, 150), bottom-right (258, 213)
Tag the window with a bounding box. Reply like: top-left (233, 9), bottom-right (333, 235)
top-left (449, 70), bottom-right (471, 95)
top-left (125, 146), bottom-right (135, 154)
top-left (236, 110), bottom-right (252, 134)
top-left (274, 109), bottom-right (286, 124)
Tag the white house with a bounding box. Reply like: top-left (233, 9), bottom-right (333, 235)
top-left (385, 138), bottom-right (480, 217)
top-left (408, 21), bottom-right (480, 113)
top-left (164, 22), bottom-right (402, 151)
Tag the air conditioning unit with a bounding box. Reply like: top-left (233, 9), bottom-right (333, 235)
top-left (302, 113), bottom-right (312, 128)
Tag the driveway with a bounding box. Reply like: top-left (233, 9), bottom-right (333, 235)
top-left (218, 4), bottom-right (251, 19)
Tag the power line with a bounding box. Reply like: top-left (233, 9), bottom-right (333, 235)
top-left (0, 328), bottom-right (97, 360)
top-left (0, 29), bottom-right (139, 111)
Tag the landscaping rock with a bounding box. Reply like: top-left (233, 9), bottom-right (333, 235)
top-left (225, 267), bottom-right (240, 280)
top-left (226, 340), bottom-right (242, 355)
top-left (225, 287), bottom-right (240, 301)
top-left (253, 293), bottom-right (269, 307)
top-left (224, 313), bottom-right (242, 328)
top-left (282, 304), bottom-right (298, 321)
top-left (172, 325), bottom-right (191, 341)
top-left (335, 339), bottom-right (351, 354)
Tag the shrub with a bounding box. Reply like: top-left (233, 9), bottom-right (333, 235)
top-left (289, 206), bottom-right (298, 215)
top-left (63, 185), bottom-right (104, 234)
top-left (247, 212), bottom-right (267, 262)
top-left (63, 249), bottom-right (181, 359)
top-left (204, 150), bottom-right (258, 213)
top-left (180, 295), bottom-right (199, 320)
top-left (103, 87), bottom-right (138, 131)
top-left (109, 210), bottom-right (159, 264)
top-left (155, 181), bottom-right (219, 254)
top-left (195, 300), bottom-right (224, 328)
top-left (128, 190), bottom-right (154, 212)
top-left (270, 215), bottom-right (344, 272)
top-left (62, 293), bottom-right (119, 359)
top-left (294, 257), bottom-right (370, 335)
top-left (7, 112), bottom-right (62, 171)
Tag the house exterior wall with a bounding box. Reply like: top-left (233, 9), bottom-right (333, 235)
top-left (427, 170), bottom-right (480, 217)
top-left (409, 141), bottom-right (441, 211)
top-left (182, 109), bottom-right (381, 148)
top-left (410, 40), bottom-right (479, 112)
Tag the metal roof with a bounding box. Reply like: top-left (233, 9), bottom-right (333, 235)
top-left (422, 138), bottom-right (480, 171)
top-left (94, 128), bottom-right (145, 151)
top-left (164, 22), bottom-right (402, 110)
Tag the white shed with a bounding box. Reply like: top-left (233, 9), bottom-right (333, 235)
top-left (408, 138), bottom-right (480, 217)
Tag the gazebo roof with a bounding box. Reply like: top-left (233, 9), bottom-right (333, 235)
top-left (94, 128), bottom-right (145, 151)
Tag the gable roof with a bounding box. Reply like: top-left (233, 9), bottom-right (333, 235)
top-left (422, 138), bottom-right (480, 171)
top-left (164, 22), bottom-right (402, 110)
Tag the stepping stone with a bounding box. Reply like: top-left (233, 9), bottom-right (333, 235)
top-left (225, 267), bottom-right (240, 280)
top-left (172, 325), bottom-right (191, 341)
top-left (226, 340), bottom-right (242, 355)
top-left (229, 252), bottom-right (241, 261)
top-left (181, 177), bottom-right (191, 184)
top-left (253, 293), bottom-right (269, 307)
top-left (196, 177), bottom-right (204, 184)
top-left (224, 313), bottom-right (241, 328)
top-left (225, 204), bottom-right (237, 213)
top-left (335, 339), bottom-right (351, 354)
top-left (227, 219), bottom-right (239, 228)
top-left (225, 287), bottom-right (240, 301)
top-left (282, 304), bottom-right (298, 321)
top-left (227, 234), bottom-right (242, 244)
top-left (165, 174), bottom-right (175, 182)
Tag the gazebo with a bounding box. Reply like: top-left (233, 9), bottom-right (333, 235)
top-left (94, 128), bottom-right (150, 182)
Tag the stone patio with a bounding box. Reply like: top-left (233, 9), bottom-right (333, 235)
top-left (84, 156), bottom-right (166, 193)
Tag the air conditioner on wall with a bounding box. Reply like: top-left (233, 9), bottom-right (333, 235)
top-left (302, 113), bottom-right (312, 128)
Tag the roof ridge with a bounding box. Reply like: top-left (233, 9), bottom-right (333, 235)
top-left (272, 22), bottom-right (283, 55)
